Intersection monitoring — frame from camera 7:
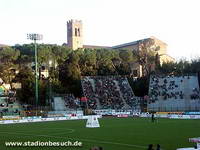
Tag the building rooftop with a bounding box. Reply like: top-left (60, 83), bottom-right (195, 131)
top-left (111, 38), bottom-right (148, 49)
top-left (83, 45), bottom-right (111, 49)
top-left (111, 36), bottom-right (167, 49)
top-left (0, 44), bottom-right (7, 47)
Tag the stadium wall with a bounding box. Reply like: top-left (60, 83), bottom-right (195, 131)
top-left (0, 115), bottom-right (102, 124)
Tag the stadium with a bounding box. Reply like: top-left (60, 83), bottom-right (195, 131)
top-left (1, 1), bottom-right (200, 150)
top-left (1, 50), bottom-right (200, 150)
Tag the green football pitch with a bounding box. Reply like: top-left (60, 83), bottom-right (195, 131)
top-left (0, 117), bottom-right (199, 150)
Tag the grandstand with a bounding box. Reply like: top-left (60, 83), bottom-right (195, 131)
top-left (148, 74), bottom-right (200, 111)
top-left (63, 94), bottom-right (81, 109)
top-left (0, 85), bottom-right (22, 116)
top-left (52, 94), bottom-right (81, 112)
top-left (53, 97), bottom-right (67, 111)
top-left (81, 76), bottom-right (141, 110)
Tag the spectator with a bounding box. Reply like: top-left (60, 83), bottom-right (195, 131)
top-left (90, 146), bottom-right (103, 150)
top-left (147, 144), bottom-right (154, 150)
top-left (156, 144), bottom-right (161, 150)
top-left (82, 76), bottom-right (141, 110)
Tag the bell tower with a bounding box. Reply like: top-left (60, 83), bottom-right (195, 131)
top-left (67, 19), bottom-right (83, 50)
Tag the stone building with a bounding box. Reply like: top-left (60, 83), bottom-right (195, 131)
top-left (67, 20), bottom-right (83, 50)
top-left (67, 19), bottom-right (109, 50)
top-left (112, 36), bottom-right (175, 65)
top-left (0, 44), bottom-right (7, 49)
top-left (66, 19), bottom-right (175, 77)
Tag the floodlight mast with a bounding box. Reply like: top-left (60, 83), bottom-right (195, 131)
top-left (27, 33), bottom-right (43, 113)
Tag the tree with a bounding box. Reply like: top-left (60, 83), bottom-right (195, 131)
top-left (158, 61), bottom-right (176, 74)
top-left (15, 66), bottom-right (35, 104)
top-left (0, 47), bottom-right (20, 89)
top-left (59, 52), bottom-right (82, 96)
top-left (78, 49), bottom-right (97, 76)
top-left (38, 45), bottom-right (52, 66)
top-left (51, 45), bottom-right (72, 65)
top-left (13, 44), bottom-right (35, 56)
top-left (96, 49), bottom-right (117, 75)
top-left (133, 39), bottom-right (158, 76)
top-left (128, 76), bottom-right (149, 96)
top-left (118, 49), bottom-right (137, 75)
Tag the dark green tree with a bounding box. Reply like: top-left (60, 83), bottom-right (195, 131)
top-left (133, 39), bottom-right (158, 76)
top-left (15, 67), bottom-right (35, 104)
top-left (0, 47), bottom-right (20, 89)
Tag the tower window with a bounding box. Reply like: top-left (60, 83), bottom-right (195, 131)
top-left (78, 28), bottom-right (80, 36)
top-left (75, 28), bottom-right (78, 36)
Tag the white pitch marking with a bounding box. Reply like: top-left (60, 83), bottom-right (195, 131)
top-left (51, 128), bottom-right (75, 135)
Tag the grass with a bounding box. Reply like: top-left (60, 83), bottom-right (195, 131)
top-left (0, 117), bottom-right (199, 150)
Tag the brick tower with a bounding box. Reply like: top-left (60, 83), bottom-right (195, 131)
top-left (67, 19), bottom-right (83, 50)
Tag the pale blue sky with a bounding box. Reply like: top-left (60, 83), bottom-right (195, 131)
top-left (0, 0), bottom-right (200, 60)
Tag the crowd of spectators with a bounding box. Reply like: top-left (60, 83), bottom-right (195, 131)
top-left (0, 90), bottom-right (20, 116)
top-left (190, 88), bottom-right (200, 100)
top-left (81, 77), bottom-right (97, 109)
top-left (149, 74), bottom-right (200, 104)
top-left (82, 76), bottom-right (139, 109)
top-left (63, 94), bottom-right (81, 109)
top-left (149, 75), bottom-right (184, 103)
top-left (93, 76), bottom-right (123, 109)
top-left (118, 78), bottom-right (140, 108)
top-left (0, 100), bottom-right (19, 115)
